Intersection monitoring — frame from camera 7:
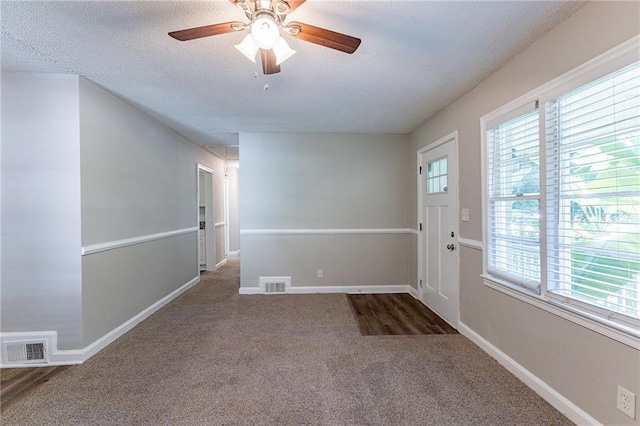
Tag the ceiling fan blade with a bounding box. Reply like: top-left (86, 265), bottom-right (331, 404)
top-left (260, 49), bottom-right (281, 75)
top-left (169, 22), bottom-right (244, 41)
top-left (287, 21), bottom-right (361, 54)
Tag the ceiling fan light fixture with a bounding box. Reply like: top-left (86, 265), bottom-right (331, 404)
top-left (171, 0), bottom-right (362, 75)
top-left (251, 13), bottom-right (280, 50)
top-left (234, 34), bottom-right (258, 63)
top-left (273, 37), bottom-right (296, 65)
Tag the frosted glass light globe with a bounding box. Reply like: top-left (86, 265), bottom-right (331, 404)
top-left (251, 15), bottom-right (279, 50)
top-left (234, 34), bottom-right (258, 63)
top-left (273, 37), bottom-right (296, 65)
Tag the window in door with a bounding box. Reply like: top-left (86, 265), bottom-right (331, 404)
top-left (426, 156), bottom-right (448, 194)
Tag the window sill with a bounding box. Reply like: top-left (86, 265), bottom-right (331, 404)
top-left (481, 274), bottom-right (640, 350)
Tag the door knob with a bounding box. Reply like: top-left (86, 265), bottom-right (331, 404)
top-left (447, 244), bottom-right (455, 251)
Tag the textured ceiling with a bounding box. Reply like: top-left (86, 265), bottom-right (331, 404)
top-left (1, 1), bottom-right (585, 150)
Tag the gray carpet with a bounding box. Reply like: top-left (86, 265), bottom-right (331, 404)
top-left (1, 258), bottom-right (573, 425)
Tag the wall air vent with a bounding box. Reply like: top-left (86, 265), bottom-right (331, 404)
top-left (259, 276), bottom-right (291, 294)
top-left (3, 341), bottom-right (48, 364)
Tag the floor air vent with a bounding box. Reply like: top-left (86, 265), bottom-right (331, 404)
top-left (265, 281), bottom-right (286, 293)
top-left (259, 276), bottom-right (291, 294)
top-left (3, 341), bottom-right (48, 364)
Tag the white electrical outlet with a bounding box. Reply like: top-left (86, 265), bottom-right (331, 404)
top-left (317, 269), bottom-right (323, 279)
top-left (617, 385), bottom-right (636, 420)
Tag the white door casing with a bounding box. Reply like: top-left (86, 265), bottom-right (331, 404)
top-left (417, 132), bottom-right (460, 328)
top-left (197, 164), bottom-right (215, 272)
top-left (224, 178), bottom-right (230, 257)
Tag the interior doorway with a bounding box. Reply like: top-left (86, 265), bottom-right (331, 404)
top-left (417, 132), bottom-right (460, 328)
top-left (197, 164), bottom-right (215, 272)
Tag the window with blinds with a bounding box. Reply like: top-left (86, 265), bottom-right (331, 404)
top-left (484, 59), bottom-right (640, 334)
top-left (545, 61), bottom-right (640, 326)
top-left (482, 55), bottom-right (640, 337)
top-left (486, 107), bottom-right (541, 291)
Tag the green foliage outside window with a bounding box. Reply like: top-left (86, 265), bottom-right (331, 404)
top-left (567, 137), bottom-right (640, 314)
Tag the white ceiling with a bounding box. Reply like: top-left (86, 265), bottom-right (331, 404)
top-left (1, 1), bottom-right (585, 151)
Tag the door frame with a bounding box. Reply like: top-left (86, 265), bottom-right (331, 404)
top-left (197, 164), bottom-right (215, 273)
top-left (223, 178), bottom-right (230, 257)
top-left (416, 131), bottom-right (460, 327)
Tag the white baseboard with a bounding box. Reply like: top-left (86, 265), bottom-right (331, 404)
top-left (49, 349), bottom-right (84, 365)
top-left (215, 258), bottom-right (227, 270)
top-left (82, 275), bottom-right (200, 361)
top-left (239, 284), bottom-right (415, 295)
top-left (458, 322), bottom-right (601, 426)
top-left (239, 287), bottom-right (262, 295)
top-left (292, 284), bottom-right (415, 295)
top-left (228, 250), bottom-right (240, 256)
top-left (407, 285), bottom-right (419, 299)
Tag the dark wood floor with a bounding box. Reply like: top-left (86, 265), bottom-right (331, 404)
top-left (348, 293), bottom-right (458, 335)
top-left (1, 366), bottom-right (71, 412)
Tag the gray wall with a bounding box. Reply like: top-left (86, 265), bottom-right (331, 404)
top-left (239, 133), bottom-right (413, 289)
top-left (1, 73), bottom-right (83, 350)
top-left (79, 77), bottom-right (223, 346)
top-left (1, 74), bottom-right (224, 352)
top-left (410, 2), bottom-right (640, 425)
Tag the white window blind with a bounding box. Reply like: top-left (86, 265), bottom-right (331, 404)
top-left (486, 106), bottom-right (541, 291)
top-left (545, 61), bottom-right (640, 325)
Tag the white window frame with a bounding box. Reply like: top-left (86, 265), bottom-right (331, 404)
top-left (481, 35), bottom-right (640, 349)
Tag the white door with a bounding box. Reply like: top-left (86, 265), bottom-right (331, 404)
top-left (418, 133), bottom-right (459, 328)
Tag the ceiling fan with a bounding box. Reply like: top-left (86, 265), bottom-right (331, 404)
top-left (169, 0), bottom-right (361, 75)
